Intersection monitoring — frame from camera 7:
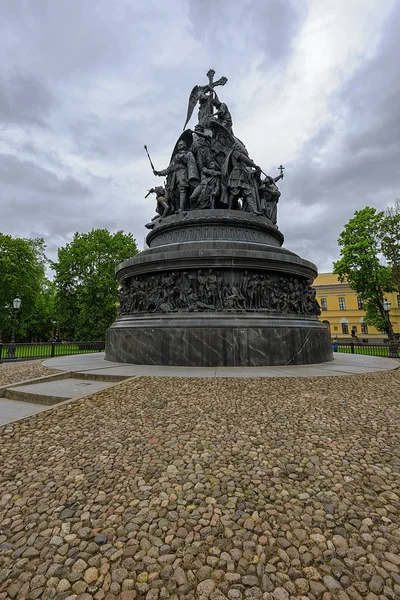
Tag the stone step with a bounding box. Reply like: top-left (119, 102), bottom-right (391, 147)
top-left (3, 377), bottom-right (118, 406)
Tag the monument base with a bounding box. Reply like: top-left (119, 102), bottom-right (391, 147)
top-left (106, 313), bottom-right (332, 367)
top-left (106, 211), bottom-right (333, 367)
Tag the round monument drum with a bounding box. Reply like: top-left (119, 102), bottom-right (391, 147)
top-left (105, 210), bottom-right (332, 366)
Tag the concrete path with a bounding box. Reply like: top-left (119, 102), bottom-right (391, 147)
top-left (1, 377), bottom-right (117, 426)
top-left (0, 398), bottom-right (51, 427)
top-left (44, 352), bottom-right (399, 378)
top-left (9, 377), bottom-right (116, 400)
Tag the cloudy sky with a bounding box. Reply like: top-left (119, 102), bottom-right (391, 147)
top-left (1, 0), bottom-right (399, 273)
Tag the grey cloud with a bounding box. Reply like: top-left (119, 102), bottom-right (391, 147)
top-left (340, 14), bottom-right (400, 158)
top-left (1, 0), bottom-right (136, 79)
top-left (67, 113), bottom-right (148, 162)
top-left (0, 149), bottom-right (144, 266)
top-left (0, 0), bottom-right (398, 277)
top-left (0, 71), bottom-right (56, 127)
top-left (0, 152), bottom-right (92, 255)
top-left (0, 153), bottom-right (90, 197)
top-left (16, 141), bottom-right (65, 172)
top-left (277, 4), bottom-right (400, 271)
top-left (187, 0), bottom-right (306, 64)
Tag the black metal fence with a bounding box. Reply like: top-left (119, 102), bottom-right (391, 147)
top-left (333, 341), bottom-right (400, 358)
top-left (1, 339), bottom-right (398, 363)
top-left (0, 341), bottom-right (105, 363)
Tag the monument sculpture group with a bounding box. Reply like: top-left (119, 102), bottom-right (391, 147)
top-left (143, 69), bottom-right (284, 224)
top-left (106, 70), bottom-right (332, 366)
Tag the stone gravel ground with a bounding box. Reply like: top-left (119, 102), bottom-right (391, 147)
top-left (0, 369), bottom-right (400, 600)
top-left (0, 360), bottom-right (60, 387)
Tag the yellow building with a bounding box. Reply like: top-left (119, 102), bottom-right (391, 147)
top-left (313, 273), bottom-right (400, 342)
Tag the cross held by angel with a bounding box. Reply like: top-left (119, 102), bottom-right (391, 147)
top-left (183, 69), bottom-right (229, 130)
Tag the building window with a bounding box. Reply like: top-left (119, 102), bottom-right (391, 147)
top-left (321, 298), bottom-right (328, 311)
top-left (397, 294), bottom-right (400, 308)
top-left (339, 297), bottom-right (346, 310)
top-left (357, 297), bottom-right (364, 310)
top-left (361, 322), bottom-right (368, 334)
top-left (341, 323), bottom-right (349, 334)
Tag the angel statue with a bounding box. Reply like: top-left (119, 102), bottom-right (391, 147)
top-left (183, 69), bottom-right (228, 130)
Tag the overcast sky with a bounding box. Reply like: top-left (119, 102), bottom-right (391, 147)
top-left (1, 0), bottom-right (399, 274)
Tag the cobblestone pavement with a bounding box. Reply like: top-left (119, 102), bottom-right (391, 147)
top-left (0, 360), bottom-right (59, 387)
top-left (0, 370), bottom-right (399, 600)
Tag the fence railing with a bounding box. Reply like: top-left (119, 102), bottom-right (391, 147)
top-left (333, 341), bottom-right (400, 358)
top-left (0, 341), bottom-right (105, 363)
top-left (1, 340), bottom-right (398, 363)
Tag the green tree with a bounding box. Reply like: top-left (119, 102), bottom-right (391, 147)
top-left (333, 206), bottom-right (396, 338)
top-left (24, 278), bottom-right (57, 341)
top-left (380, 199), bottom-right (400, 290)
top-left (0, 234), bottom-right (47, 341)
top-left (52, 229), bottom-right (137, 341)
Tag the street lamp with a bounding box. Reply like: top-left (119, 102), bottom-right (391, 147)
top-left (7, 295), bottom-right (21, 359)
top-left (383, 300), bottom-right (398, 358)
top-left (51, 319), bottom-right (58, 341)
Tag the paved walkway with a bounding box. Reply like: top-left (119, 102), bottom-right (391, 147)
top-left (0, 397), bottom-right (51, 427)
top-left (0, 375), bottom-right (118, 427)
top-left (44, 352), bottom-right (399, 378)
top-left (9, 377), bottom-right (116, 399)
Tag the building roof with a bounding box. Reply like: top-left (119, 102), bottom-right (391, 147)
top-left (313, 272), bottom-right (352, 291)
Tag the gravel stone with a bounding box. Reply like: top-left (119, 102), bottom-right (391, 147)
top-left (57, 578), bottom-right (72, 592)
top-left (83, 567), bottom-right (98, 584)
top-left (0, 359), bottom-right (60, 386)
top-left (369, 574), bottom-right (384, 594)
top-left (323, 575), bottom-right (342, 590)
top-left (197, 579), bottom-right (216, 595)
top-left (272, 588), bottom-right (289, 600)
top-left (242, 575), bottom-right (259, 586)
top-left (174, 566), bottom-right (187, 585)
top-left (0, 372), bottom-right (399, 599)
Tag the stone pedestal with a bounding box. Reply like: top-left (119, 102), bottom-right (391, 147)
top-left (105, 210), bottom-right (332, 366)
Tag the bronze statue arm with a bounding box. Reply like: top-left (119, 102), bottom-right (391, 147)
top-left (203, 168), bottom-right (221, 176)
top-left (238, 152), bottom-right (260, 170)
top-left (154, 168), bottom-right (169, 177)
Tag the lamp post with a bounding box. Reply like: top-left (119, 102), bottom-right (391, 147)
top-left (383, 300), bottom-right (398, 358)
top-left (7, 296), bottom-right (21, 359)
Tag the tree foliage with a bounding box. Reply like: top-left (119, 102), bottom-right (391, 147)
top-left (51, 229), bottom-right (137, 341)
top-left (24, 279), bottom-right (57, 341)
top-left (0, 233), bottom-right (50, 341)
top-left (380, 198), bottom-right (400, 291)
top-left (333, 206), bottom-right (397, 335)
